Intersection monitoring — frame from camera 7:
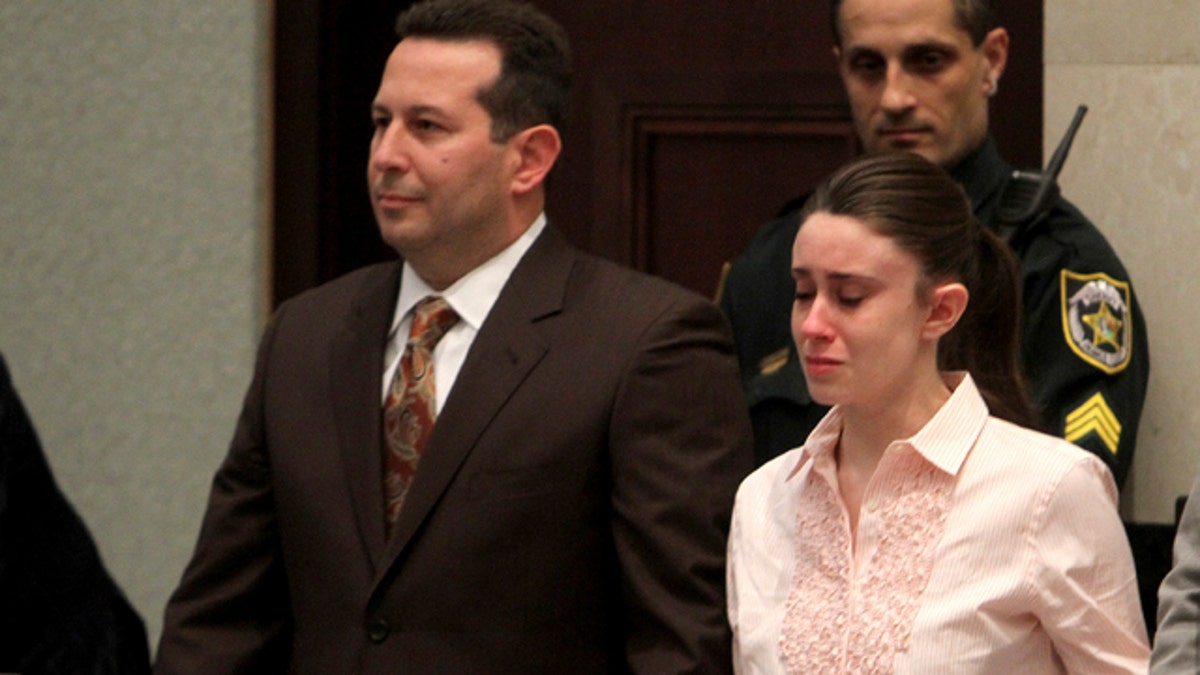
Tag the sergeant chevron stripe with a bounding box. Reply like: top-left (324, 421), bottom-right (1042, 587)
top-left (1064, 393), bottom-right (1121, 455)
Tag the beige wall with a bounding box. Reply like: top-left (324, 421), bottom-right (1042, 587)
top-left (0, 2), bottom-right (268, 646)
top-left (1045, 0), bottom-right (1200, 523)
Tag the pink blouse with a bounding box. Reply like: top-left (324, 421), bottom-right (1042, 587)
top-left (726, 373), bottom-right (1149, 674)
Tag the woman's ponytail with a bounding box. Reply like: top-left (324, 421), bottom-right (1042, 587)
top-left (939, 226), bottom-right (1041, 429)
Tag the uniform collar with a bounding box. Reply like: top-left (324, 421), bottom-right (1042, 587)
top-left (949, 135), bottom-right (1013, 228)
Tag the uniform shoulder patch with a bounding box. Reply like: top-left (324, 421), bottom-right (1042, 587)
top-left (1060, 270), bottom-right (1133, 374)
top-left (1065, 392), bottom-right (1121, 455)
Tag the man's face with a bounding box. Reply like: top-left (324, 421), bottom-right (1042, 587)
top-left (835, 0), bottom-right (1008, 169)
top-left (368, 38), bottom-right (520, 287)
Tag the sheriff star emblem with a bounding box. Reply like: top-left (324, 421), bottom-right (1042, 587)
top-left (1061, 270), bottom-right (1133, 374)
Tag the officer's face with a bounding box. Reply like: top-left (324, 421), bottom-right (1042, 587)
top-left (834, 0), bottom-right (1008, 170)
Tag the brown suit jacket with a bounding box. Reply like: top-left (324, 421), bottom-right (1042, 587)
top-left (155, 227), bottom-right (753, 674)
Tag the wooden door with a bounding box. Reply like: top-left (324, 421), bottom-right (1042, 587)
top-left (539, 3), bottom-right (855, 299)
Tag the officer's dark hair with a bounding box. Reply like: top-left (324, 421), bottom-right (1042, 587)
top-left (799, 152), bottom-right (1039, 429)
top-left (830, 0), bottom-right (998, 47)
top-left (396, 0), bottom-right (572, 142)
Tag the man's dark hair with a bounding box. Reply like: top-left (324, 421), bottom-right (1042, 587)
top-left (396, 0), bottom-right (572, 142)
top-left (831, 0), bottom-right (998, 47)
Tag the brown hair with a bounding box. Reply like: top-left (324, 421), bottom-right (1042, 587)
top-left (396, 0), bottom-right (572, 141)
top-left (830, 0), bottom-right (998, 47)
top-left (800, 152), bottom-right (1039, 428)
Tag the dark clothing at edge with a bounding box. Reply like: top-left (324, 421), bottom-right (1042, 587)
top-left (0, 354), bottom-right (152, 674)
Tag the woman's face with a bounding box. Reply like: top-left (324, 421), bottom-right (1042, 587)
top-left (791, 211), bottom-right (937, 410)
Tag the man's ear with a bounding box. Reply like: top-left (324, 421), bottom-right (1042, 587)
top-left (509, 124), bottom-right (561, 196)
top-left (923, 281), bottom-right (969, 341)
top-left (980, 27), bottom-right (1009, 97)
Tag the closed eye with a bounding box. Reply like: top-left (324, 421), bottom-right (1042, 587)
top-left (838, 294), bottom-right (865, 308)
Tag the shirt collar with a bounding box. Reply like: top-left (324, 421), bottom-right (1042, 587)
top-left (785, 372), bottom-right (990, 481)
top-left (907, 372), bottom-right (990, 475)
top-left (390, 213), bottom-right (547, 339)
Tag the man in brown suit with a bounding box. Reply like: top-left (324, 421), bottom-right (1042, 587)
top-left (154, 1), bottom-right (753, 672)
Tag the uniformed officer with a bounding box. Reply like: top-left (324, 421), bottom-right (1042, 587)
top-left (720, 0), bottom-right (1148, 487)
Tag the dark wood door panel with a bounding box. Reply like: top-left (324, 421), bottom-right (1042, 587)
top-left (638, 115), bottom-right (856, 298)
top-left (580, 69), bottom-right (851, 260)
top-left (538, 2), bottom-right (848, 289)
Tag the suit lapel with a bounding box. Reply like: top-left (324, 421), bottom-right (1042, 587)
top-left (377, 227), bottom-right (575, 578)
top-left (330, 263), bottom-right (401, 572)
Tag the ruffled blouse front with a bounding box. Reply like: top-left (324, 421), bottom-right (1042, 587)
top-left (726, 373), bottom-right (1148, 674)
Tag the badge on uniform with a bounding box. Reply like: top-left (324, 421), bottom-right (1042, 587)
top-left (1060, 270), bottom-right (1133, 374)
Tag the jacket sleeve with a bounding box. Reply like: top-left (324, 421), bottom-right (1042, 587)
top-left (608, 294), bottom-right (754, 674)
top-left (154, 311), bottom-right (293, 674)
top-left (1151, 472), bottom-right (1200, 674)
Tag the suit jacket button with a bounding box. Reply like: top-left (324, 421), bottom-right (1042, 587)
top-left (367, 618), bottom-right (390, 643)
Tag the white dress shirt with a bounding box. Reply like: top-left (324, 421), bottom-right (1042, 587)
top-left (381, 214), bottom-right (546, 410)
top-left (727, 372), bottom-right (1149, 674)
